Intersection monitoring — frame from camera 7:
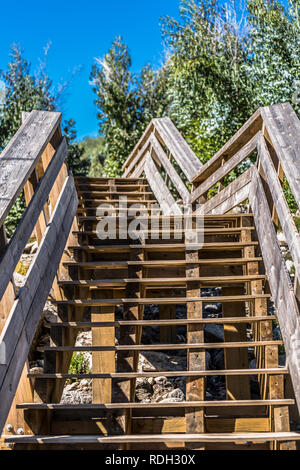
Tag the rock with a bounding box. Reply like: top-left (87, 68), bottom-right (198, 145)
top-left (273, 326), bottom-right (282, 341)
top-left (13, 272), bottom-right (26, 293)
top-left (29, 367), bottom-right (43, 374)
top-left (76, 331), bottom-right (92, 346)
top-left (204, 303), bottom-right (221, 316)
top-left (279, 354), bottom-right (286, 367)
top-left (285, 260), bottom-right (294, 273)
top-left (277, 232), bottom-right (288, 246)
top-left (61, 379), bottom-right (92, 404)
top-left (250, 359), bottom-right (257, 369)
top-left (154, 376), bottom-right (167, 384)
top-left (168, 388), bottom-right (185, 401)
top-left (204, 324), bottom-right (224, 342)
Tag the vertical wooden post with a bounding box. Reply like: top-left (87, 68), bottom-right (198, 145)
top-left (92, 288), bottom-right (115, 404)
top-left (185, 249), bottom-right (205, 450)
top-left (117, 246), bottom-right (144, 445)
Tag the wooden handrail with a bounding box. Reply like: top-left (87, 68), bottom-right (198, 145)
top-left (0, 111), bottom-right (78, 434)
top-left (123, 101), bottom-right (300, 411)
top-left (0, 110), bottom-right (61, 228)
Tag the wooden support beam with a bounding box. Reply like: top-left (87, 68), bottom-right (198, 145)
top-left (185, 249), bottom-right (205, 450)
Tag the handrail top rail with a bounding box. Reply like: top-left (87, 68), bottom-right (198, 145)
top-left (122, 116), bottom-right (202, 182)
top-left (0, 110), bottom-right (61, 229)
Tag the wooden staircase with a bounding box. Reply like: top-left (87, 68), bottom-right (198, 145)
top-left (1, 104), bottom-right (300, 450)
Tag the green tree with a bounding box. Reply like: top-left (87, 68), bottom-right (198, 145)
top-left (0, 45), bottom-right (85, 236)
top-left (90, 37), bottom-right (140, 176)
top-left (245, 0), bottom-right (300, 115)
top-left (91, 37), bottom-right (170, 176)
top-left (162, 0), bottom-right (254, 163)
top-left (63, 119), bottom-right (90, 176)
top-left (79, 136), bottom-right (106, 177)
top-left (0, 45), bottom-right (56, 150)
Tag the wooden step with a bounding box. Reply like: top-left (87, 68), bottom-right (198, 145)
top-left (77, 198), bottom-right (157, 205)
top-left (16, 399), bottom-right (294, 410)
top-left (72, 228), bottom-right (255, 238)
top-left (6, 432), bottom-right (300, 444)
top-left (63, 257), bottom-right (262, 269)
top-left (45, 315), bottom-right (276, 328)
top-left (55, 294), bottom-right (270, 307)
top-left (57, 274), bottom-right (266, 288)
top-left (27, 368), bottom-right (288, 379)
top-left (68, 242), bottom-right (259, 253)
top-left (75, 177), bottom-right (147, 182)
top-left (38, 340), bottom-right (283, 353)
top-left (77, 191), bottom-right (154, 197)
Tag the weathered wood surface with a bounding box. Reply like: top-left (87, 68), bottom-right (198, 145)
top-left (0, 138), bottom-right (68, 302)
top-left (4, 432), bottom-right (300, 444)
top-left (144, 153), bottom-right (182, 215)
top-left (201, 167), bottom-right (253, 215)
top-left (153, 117), bottom-right (202, 182)
top-left (149, 134), bottom-right (190, 203)
top-left (191, 134), bottom-right (258, 203)
top-left (191, 108), bottom-right (262, 183)
top-left (123, 117), bottom-right (201, 182)
top-left (123, 121), bottom-right (154, 175)
top-left (0, 176), bottom-right (78, 434)
top-left (249, 167), bottom-right (300, 411)
top-left (0, 110), bottom-right (61, 228)
top-left (258, 133), bottom-right (300, 282)
top-left (261, 102), bottom-right (300, 209)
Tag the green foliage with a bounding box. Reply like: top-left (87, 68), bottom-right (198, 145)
top-left (68, 353), bottom-right (91, 377)
top-left (79, 136), bottom-right (106, 177)
top-left (246, 0), bottom-right (300, 115)
top-left (90, 36), bottom-right (169, 176)
top-left (63, 119), bottom-right (90, 176)
top-left (0, 45), bottom-right (85, 236)
top-left (162, 0), bottom-right (254, 163)
top-left (91, 0), bottom-right (300, 197)
top-left (4, 193), bottom-right (26, 238)
top-left (0, 45), bottom-right (56, 150)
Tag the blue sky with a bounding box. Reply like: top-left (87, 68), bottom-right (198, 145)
top-left (0, 0), bottom-right (181, 140)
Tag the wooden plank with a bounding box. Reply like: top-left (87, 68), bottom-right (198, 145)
top-left (144, 153), bottom-right (182, 215)
top-left (191, 134), bottom-right (258, 203)
top-left (249, 166), bottom-right (300, 411)
top-left (261, 103), bottom-right (300, 209)
top-left (133, 417), bottom-right (270, 434)
top-left (44, 316), bottom-right (277, 328)
top-left (153, 117), bottom-right (202, 182)
top-left (192, 108), bottom-right (262, 183)
top-left (184, 250), bottom-right (204, 447)
top-left (92, 289), bottom-right (115, 404)
top-left (55, 294), bottom-right (270, 306)
top-left (0, 177), bottom-right (78, 434)
top-left (123, 121), bottom-right (154, 175)
top-left (0, 110), bottom-right (61, 228)
top-left (63, 257), bottom-right (262, 268)
top-left (28, 369), bottom-right (289, 379)
top-left (0, 138), bottom-right (68, 303)
top-left (149, 134), bottom-right (190, 203)
top-left (58, 274), bottom-right (265, 287)
top-left (17, 399), bottom-right (294, 409)
top-left (39, 341), bottom-right (283, 352)
top-left (201, 167), bottom-right (253, 215)
top-left (258, 132), bottom-right (300, 282)
top-left (5, 431), bottom-right (300, 444)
